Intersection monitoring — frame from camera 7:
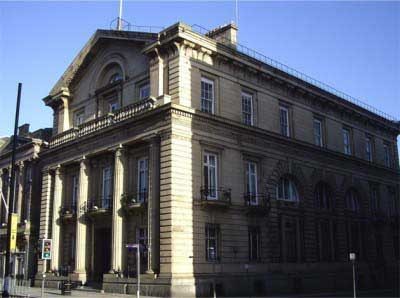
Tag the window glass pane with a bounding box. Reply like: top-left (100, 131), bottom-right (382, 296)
top-left (280, 108), bottom-right (289, 137)
top-left (314, 119), bottom-right (322, 146)
top-left (201, 78), bottom-right (214, 114)
top-left (139, 84), bottom-right (150, 100)
top-left (242, 92), bottom-right (253, 125)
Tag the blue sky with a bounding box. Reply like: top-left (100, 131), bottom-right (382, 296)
top-left (0, 1), bottom-right (399, 138)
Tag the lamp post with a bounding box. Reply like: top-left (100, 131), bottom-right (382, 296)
top-left (349, 252), bottom-right (356, 298)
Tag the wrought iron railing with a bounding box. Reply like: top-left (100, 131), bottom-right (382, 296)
top-left (190, 24), bottom-right (398, 122)
top-left (49, 98), bottom-right (155, 148)
top-left (200, 187), bottom-right (231, 204)
top-left (84, 197), bottom-right (113, 213)
top-left (244, 193), bottom-right (270, 208)
top-left (121, 191), bottom-right (148, 207)
top-left (59, 202), bottom-right (77, 217)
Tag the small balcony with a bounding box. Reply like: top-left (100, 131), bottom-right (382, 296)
top-left (121, 191), bottom-right (147, 214)
top-left (59, 202), bottom-right (77, 222)
top-left (200, 187), bottom-right (231, 208)
top-left (244, 193), bottom-right (270, 215)
top-left (84, 197), bottom-right (112, 218)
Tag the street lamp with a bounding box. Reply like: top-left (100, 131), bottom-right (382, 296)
top-left (349, 252), bottom-right (356, 298)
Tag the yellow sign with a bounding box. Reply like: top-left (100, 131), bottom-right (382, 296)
top-left (10, 213), bottom-right (19, 251)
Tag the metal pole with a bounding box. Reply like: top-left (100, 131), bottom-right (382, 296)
top-left (2, 83), bottom-right (22, 298)
top-left (352, 260), bottom-right (356, 298)
top-left (41, 259), bottom-right (46, 298)
top-left (137, 247), bottom-right (140, 298)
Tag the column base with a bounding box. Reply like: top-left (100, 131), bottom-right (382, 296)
top-left (70, 272), bottom-right (87, 284)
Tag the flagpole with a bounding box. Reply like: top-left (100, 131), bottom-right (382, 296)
top-left (117, 0), bottom-right (123, 30)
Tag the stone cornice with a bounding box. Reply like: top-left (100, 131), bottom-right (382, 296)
top-left (149, 22), bottom-right (399, 135)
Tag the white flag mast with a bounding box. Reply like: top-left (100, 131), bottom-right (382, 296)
top-left (117, 0), bottom-right (123, 30)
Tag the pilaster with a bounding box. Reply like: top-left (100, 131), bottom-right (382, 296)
top-left (74, 157), bottom-right (89, 283)
top-left (51, 165), bottom-right (63, 271)
top-left (37, 168), bottom-right (52, 273)
top-left (110, 146), bottom-right (125, 273)
top-left (16, 162), bottom-right (25, 222)
top-left (147, 136), bottom-right (161, 274)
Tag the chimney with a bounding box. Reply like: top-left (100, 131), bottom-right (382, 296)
top-left (18, 123), bottom-right (30, 137)
top-left (206, 22), bottom-right (238, 48)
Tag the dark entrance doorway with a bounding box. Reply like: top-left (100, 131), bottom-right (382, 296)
top-left (93, 227), bottom-right (111, 282)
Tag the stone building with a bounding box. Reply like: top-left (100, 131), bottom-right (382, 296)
top-left (35, 22), bottom-right (399, 296)
top-left (0, 124), bottom-right (51, 280)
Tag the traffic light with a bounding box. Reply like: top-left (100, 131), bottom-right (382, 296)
top-left (42, 239), bottom-right (52, 260)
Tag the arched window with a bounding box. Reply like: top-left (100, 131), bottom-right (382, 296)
top-left (276, 176), bottom-right (299, 202)
top-left (345, 189), bottom-right (360, 212)
top-left (109, 72), bottom-right (122, 84)
top-left (314, 182), bottom-right (332, 209)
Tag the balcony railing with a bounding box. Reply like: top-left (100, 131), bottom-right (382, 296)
top-left (59, 202), bottom-right (77, 220)
top-left (121, 191), bottom-right (147, 212)
top-left (83, 197), bottom-right (113, 216)
top-left (244, 193), bottom-right (270, 214)
top-left (200, 187), bottom-right (231, 207)
top-left (49, 98), bottom-right (156, 148)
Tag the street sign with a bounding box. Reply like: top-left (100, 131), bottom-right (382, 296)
top-left (42, 239), bottom-right (52, 260)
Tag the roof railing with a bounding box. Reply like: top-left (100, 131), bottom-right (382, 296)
top-left (109, 17), bottom-right (164, 34)
top-left (190, 24), bottom-right (398, 123)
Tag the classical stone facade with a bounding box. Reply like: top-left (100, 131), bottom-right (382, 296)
top-left (0, 124), bottom-right (51, 280)
top-left (34, 22), bottom-right (399, 296)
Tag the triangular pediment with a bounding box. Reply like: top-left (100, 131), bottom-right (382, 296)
top-left (49, 29), bottom-right (158, 97)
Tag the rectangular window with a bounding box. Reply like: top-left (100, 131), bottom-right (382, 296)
top-left (70, 234), bottom-right (75, 262)
top-left (101, 167), bottom-right (112, 208)
top-left (245, 161), bottom-right (258, 205)
top-left (317, 220), bottom-right (333, 262)
top-left (139, 83), bottom-right (150, 100)
top-left (136, 227), bottom-right (148, 248)
top-left (383, 143), bottom-right (391, 167)
top-left (284, 219), bottom-right (298, 262)
top-left (365, 136), bottom-right (373, 162)
top-left (242, 92), bottom-right (253, 126)
top-left (72, 175), bottom-right (78, 209)
top-left (248, 227), bottom-right (260, 261)
top-left (343, 128), bottom-right (351, 155)
top-left (109, 101), bottom-right (119, 113)
top-left (205, 224), bottom-right (219, 261)
top-left (203, 152), bottom-right (218, 199)
top-left (74, 110), bottom-right (85, 126)
top-left (313, 119), bottom-right (323, 147)
top-left (201, 77), bottom-right (214, 114)
top-left (279, 106), bottom-right (290, 137)
top-left (370, 186), bottom-right (379, 212)
top-left (137, 157), bottom-right (149, 202)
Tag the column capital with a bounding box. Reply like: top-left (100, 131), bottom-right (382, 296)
top-left (17, 160), bottom-right (25, 169)
top-left (79, 156), bottom-right (90, 168)
top-left (54, 164), bottom-right (62, 176)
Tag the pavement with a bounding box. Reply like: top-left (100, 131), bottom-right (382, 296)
top-left (3, 286), bottom-right (397, 298)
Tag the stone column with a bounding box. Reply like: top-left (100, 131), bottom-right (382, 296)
top-left (37, 168), bottom-right (52, 274)
top-left (110, 146), bottom-right (125, 273)
top-left (74, 157), bottom-right (89, 282)
top-left (16, 162), bottom-right (24, 222)
top-left (51, 165), bottom-right (63, 271)
top-left (147, 136), bottom-right (161, 274)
